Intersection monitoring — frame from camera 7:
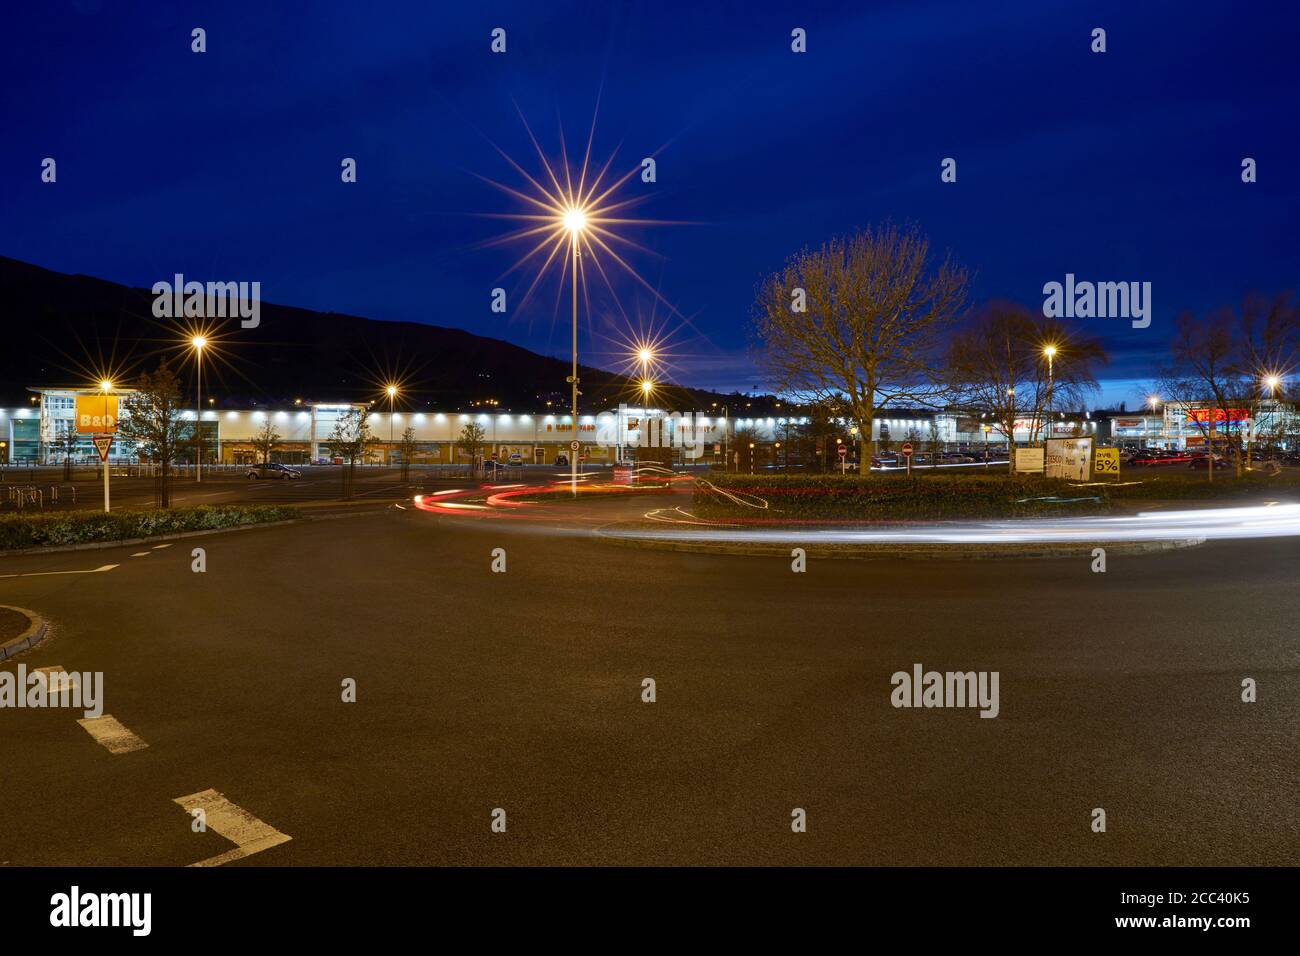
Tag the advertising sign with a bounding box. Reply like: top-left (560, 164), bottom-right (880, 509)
top-left (1093, 447), bottom-right (1120, 476)
top-left (1014, 448), bottom-right (1045, 473)
top-left (1186, 408), bottom-right (1248, 425)
top-left (75, 394), bottom-right (119, 434)
top-left (1046, 438), bottom-right (1092, 480)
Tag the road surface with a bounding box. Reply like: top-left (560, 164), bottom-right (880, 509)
top-left (1, 488), bottom-right (1296, 865)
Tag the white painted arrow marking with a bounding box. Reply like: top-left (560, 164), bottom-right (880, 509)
top-left (174, 789), bottom-right (292, 867)
top-left (77, 714), bottom-right (149, 754)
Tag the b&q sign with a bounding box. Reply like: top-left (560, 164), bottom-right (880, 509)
top-left (75, 394), bottom-right (119, 434)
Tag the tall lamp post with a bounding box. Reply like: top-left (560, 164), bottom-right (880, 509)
top-left (633, 347), bottom-right (655, 465)
top-left (386, 384), bottom-right (398, 465)
top-left (563, 208), bottom-right (587, 494)
top-left (1147, 395), bottom-right (1161, 450)
top-left (191, 336), bottom-right (207, 481)
top-left (640, 379), bottom-right (655, 471)
top-left (1042, 345), bottom-right (1057, 451)
top-left (99, 379), bottom-right (113, 513)
top-left (1261, 374), bottom-right (1282, 461)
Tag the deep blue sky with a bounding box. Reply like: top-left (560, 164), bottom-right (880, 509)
top-left (3, 1), bottom-right (1297, 407)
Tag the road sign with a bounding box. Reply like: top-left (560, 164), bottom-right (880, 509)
top-left (837, 445), bottom-right (847, 458)
top-left (570, 440), bottom-right (580, 451)
top-left (901, 442), bottom-right (914, 457)
top-left (1093, 447), bottom-right (1120, 476)
top-left (1046, 437), bottom-right (1092, 480)
top-left (76, 394), bottom-right (119, 433)
top-left (92, 436), bottom-right (113, 462)
top-left (1015, 447), bottom-right (1045, 473)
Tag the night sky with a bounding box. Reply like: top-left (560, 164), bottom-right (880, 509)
top-left (4, 1), bottom-right (1297, 407)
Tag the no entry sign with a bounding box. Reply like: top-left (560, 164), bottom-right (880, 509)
top-left (902, 442), bottom-right (914, 456)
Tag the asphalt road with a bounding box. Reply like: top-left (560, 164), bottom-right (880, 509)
top-left (1, 490), bottom-right (1297, 866)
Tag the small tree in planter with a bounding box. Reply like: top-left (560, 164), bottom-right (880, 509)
top-left (326, 408), bottom-right (373, 498)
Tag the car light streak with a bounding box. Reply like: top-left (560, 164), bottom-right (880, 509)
top-left (600, 503), bottom-right (1300, 545)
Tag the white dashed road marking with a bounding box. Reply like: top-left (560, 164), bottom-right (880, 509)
top-left (151, 544), bottom-right (172, 549)
top-left (129, 552), bottom-right (151, 557)
top-left (174, 789), bottom-right (292, 867)
top-left (77, 715), bottom-right (149, 754)
top-left (0, 564), bottom-right (119, 579)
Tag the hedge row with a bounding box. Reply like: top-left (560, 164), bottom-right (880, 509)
top-left (0, 505), bottom-right (300, 550)
top-left (692, 473), bottom-right (1110, 520)
top-left (693, 470), bottom-right (1300, 521)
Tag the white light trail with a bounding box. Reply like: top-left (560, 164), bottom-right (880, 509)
top-left (601, 503), bottom-right (1300, 546)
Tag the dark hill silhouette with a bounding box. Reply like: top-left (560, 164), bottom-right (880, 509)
top-left (0, 257), bottom-right (766, 413)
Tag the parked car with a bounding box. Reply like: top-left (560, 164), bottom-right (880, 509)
top-left (1188, 454), bottom-right (1229, 470)
top-left (507, 453), bottom-right (524, 466)
top-left (246, 462), bottom-right (301, 479)
top-left (555, 454), bottom-right (569, 467)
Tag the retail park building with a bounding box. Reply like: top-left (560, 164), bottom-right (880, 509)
top-left (1, 387), bottom-right (1294, 465)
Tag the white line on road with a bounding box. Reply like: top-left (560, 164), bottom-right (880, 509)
top-left (0, 564), bottom-right (119, 579)
top-left (77, 715), bottom-right (149, 754)
top-left (129, 552), bottom-right (151, 558)
top-left (151, 544), bottom-right (172, 549)
top-left (173, 789), bottom-right (292, 867)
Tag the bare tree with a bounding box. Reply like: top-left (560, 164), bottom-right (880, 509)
top-left (945, 301), bottom-right (1107, 472)
top-left (54, 421), bottom-right (80, 481)
top-left (1157, 295), bottom-right (1298, 478)
top-left (398, 425), bottom-right (416, 481)
top-left (252, 419), bottom-right (282, 466)
top-left (751, 223), bottom-right (969, 474)
top-left (117, 362), bottom-right (187, 507)
top-left (326, 408), bottom-right (373, 498)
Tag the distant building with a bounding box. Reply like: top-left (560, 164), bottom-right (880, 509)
top-left (6, 387), bottom-right (1292, 466)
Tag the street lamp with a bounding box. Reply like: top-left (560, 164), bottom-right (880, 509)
top-left (564, 206), bottom-right (588, 493)
top-left (98, 379), bottom-right (114, 512)
top-left (385, 384), bottom-right (399, 465)
top-left (1264, 374), bottom-right (1282, 396)
top-left (1042, 345), bottom-right (1057, 447)
top-left (191, 336), bottom-right (207, 481)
